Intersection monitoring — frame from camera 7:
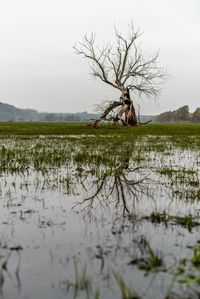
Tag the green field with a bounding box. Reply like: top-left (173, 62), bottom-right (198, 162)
top-left (1, 122), bottom-right (200, 136)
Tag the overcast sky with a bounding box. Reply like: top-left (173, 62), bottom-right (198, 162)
top-left (0, 0), bottom-right (199, 114)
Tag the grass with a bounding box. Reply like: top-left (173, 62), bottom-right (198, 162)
top-left (191, 244), bottom-right (200, 267)
top-left (166, 241), bottom-right (200, 298)
top-left (158, 167), bottom-right (197, 178)
top-left (128, 238), bottom-right (165, 273)
top-left (1, 122), bottom-right (200, 136)
top-left (60, 258), bottom-right (101, 299)
top-left (2, 122), bottom-right (200, 298)
top-left (61, 259), bottom-right (90, 294)
top-left (144, 212), bottom-right (200, 232)
top-left (113, 272), bottom-right (140, 299)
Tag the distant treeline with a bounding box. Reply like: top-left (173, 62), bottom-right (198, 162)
top-left (0, 101), bottom-right (154, 123)
top-left (0, 102), bottom-right (98, 122)
top-left (156, 105), bottom-right (200, 123)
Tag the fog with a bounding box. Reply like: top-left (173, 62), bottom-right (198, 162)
top-left (0, 0), bottom-right (199, 114)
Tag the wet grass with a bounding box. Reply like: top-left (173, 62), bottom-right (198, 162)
top-left (144, 212), bottom-right (200, 232)
top-left (1, 123), bottom-right (200, 298)
top-left (165, 241), bottom-right (200, 298)
top-left (158, 167), bottom-right (197, 178)
top-left (62, 258), bottom-right (92, 298)
top-left (113, 272), bottom-right (140, 299)
top-left (128, 237), bottom-right (165, 273)
top-left (1, 122), bottom-right (200, 137)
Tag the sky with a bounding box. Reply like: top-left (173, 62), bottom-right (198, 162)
top-left (0, 0), bottom-right (199, 115)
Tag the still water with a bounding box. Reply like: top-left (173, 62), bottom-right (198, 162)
top-left (0, 135), bottom-right (200, 299)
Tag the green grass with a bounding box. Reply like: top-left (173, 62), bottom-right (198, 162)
top-left (129, 238), bottom-right (164, 273)
top-left (2, 122), bottom-right (200, 298)
top-left (158, 167), bottom-right (197, 178)
top-left (1, 122), bottom-right (200, 136)
top-left (113, 272), bottom-right (140, 299)
top-left (144, 212), bottom-right (200, 231)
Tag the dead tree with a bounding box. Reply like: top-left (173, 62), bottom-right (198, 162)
top-left (74, 23), bottom-right (167, 126)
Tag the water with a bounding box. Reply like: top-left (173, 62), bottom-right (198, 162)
top-left (0, 135), bottom-right (200, 299)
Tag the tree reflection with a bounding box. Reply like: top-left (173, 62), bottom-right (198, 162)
top-left (74, 146), bottom-right (152, 217)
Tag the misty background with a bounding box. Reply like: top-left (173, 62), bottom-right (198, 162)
top-left (0, 0), bottom-right (199, 115)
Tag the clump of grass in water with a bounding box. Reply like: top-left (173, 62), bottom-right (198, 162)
top-left (129, 237), bottom-right (164, 273)
top-left (173, 189), bottom-right (200, 202)
top-left (166, 241), bottom-right (200, 298)
top-left (191, 244), bottom-right (200, 267)
top-left (61, 258), bottom-right (101, 299)
top-left (158, 166), bottom-right (200, 203)
top-left (144, 212), bottom-right (200, 232)
top-left (158, 167), bottom-right (197, 178)
top-left (73, 258), bottom-right (90, 292)
top-left (113, 271), bottom-right (140, 299)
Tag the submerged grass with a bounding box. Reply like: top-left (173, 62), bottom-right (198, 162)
top-left (2, 123), bottom-right (200, 298)
top-left (144, 212), bottom-right (200, 231)
top-left (113, 272), bottom-right (140, 299)
top-left (166, 241), bottom-right (200, 298)
top-left (158, 167), bottom-right (197, 177)
top-left (128, 237), bottom-right (165, 273)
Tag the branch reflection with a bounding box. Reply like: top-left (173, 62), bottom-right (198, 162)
top-left (74, 147), bottom-right (152, 217)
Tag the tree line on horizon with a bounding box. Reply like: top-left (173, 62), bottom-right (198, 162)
top-left (2, 101), bottom-right (200, 123)
top-left (0, 102), bottom-right (98, 122)
top-left (156, 105), bottom-right (200, 123)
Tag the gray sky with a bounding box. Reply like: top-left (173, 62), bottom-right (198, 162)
top-left (0, 0), bottom-right (199, 114)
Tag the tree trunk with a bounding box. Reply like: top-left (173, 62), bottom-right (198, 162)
top-left (117, 86), bottom-right (138, 126)
top-left (90, 86), bottom-right (138, 127)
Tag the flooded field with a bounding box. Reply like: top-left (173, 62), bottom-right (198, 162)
top-left (1, 124), bottom-right (200, 299)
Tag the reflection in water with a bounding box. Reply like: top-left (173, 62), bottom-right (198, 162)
top-left (1, 136), bottom-right (200, 298)
top-left (74, 146), bottom-right (152, 217)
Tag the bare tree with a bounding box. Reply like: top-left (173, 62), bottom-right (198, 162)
top-left (74, 23), bottom-right (167, 126)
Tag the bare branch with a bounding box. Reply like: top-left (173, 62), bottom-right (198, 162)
top-left (74, 33), bottom-right (119, 89)
top-left (74, 22), bottom-right (168, 126)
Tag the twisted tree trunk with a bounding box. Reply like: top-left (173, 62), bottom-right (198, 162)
top-left (117, 86), bottom-right (137, 126)
top-left (92, 86), bottom-right (138, 127)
